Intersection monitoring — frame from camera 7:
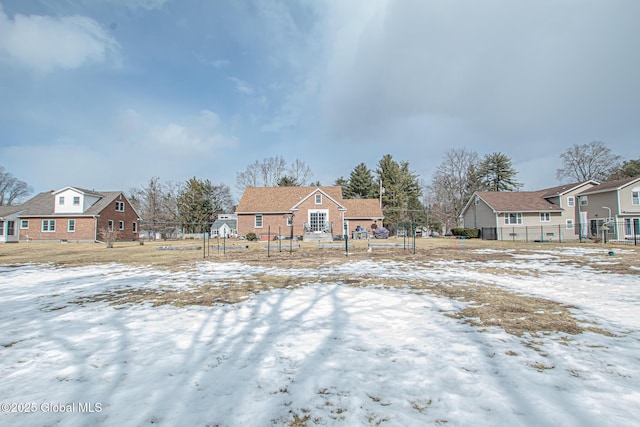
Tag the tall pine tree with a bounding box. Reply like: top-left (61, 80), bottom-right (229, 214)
top-left (477, 152), bottom-right (521, 191)
top-left (376, 154), bottom-right (422, 231)
top-left (345, 163), bottom-right (377, 199)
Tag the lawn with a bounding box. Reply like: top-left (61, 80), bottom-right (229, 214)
top-left (1, 239), bottom-right (639, 426)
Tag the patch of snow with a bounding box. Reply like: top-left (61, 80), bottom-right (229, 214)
top-left (1, 251), bottom-right (639, 426)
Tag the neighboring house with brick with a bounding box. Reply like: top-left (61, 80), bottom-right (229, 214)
top-left (577, 176), bottom-right (640, 241)
top-left (461, 181), bottom-right (597, 241)
top-left (235, 186), bottom-right (384, 241)
top-left (0, 186), bottom-right (141, 243)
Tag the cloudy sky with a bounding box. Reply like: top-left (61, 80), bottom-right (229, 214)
top-left (1, 0), bottom-right (638, 200)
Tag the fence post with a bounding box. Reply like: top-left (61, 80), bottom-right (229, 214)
top-left (526, 226), bottom-right (529, 242)
top-left (413, 222), bottom-right (417, 254)
top-left (558, 224), bottom-right (562, 243)
top-left (345, 233), bottom-right (349, 257)
top-left (267, 226), bottom-right (271, 257)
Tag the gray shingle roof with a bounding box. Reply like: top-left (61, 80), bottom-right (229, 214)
top-left (13, 189), bottom-right (130, 217)
top-left (476, 191), bottom-right (564, 212)
top-left (579, 176), bottom-right (640, 195)
top-left (212, 219), bottom-right (237, 229)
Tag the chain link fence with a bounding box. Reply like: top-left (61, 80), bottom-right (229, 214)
top-left (480, 220), bottom-right (639, 245)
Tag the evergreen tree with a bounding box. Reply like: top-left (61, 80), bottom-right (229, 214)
top-left (277, 176), bottom-right (298, 186)
top-left (345, 163), bottom-right (377, 199)
top-left (477, 152), bottom-right (521, 191)
top-left (176, 177), bottom-right (233, 233)
top-left (376, 154), bottom-right (422, 231)
top-left (608, 158), bottom-right (640, 180)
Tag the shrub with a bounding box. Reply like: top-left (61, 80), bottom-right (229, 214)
top-left (245, 232), bottom-right (258, 241)
top-left (450, 228), bottom-right (479, 238)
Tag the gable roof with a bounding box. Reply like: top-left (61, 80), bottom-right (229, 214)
top-left (11, 189), bottom-right (139, 218)
top-left (291, 187), bottom-right (346, 211)
top-left (579, 176), bottom-right (640, 196)
top-left (463, 180), bottom-right (598, 215)
top-left (236, 186), bottom-right (383, 219)
top-left (211, 219), bottom-right (237, 229)
top-left (540, 180), bottom-right (598, 198)
top-left (236, 186), bottom-right (345, 213)
top-left (52, 186), bottom-right (103, 197)
top-left (475, 191), bottom-right (564, 213)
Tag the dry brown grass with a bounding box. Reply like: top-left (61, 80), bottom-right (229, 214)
top-left (2, 238), bottom-right (637, 338)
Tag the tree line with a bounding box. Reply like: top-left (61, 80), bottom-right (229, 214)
top-left (2, 140), bottom-right (637, 236)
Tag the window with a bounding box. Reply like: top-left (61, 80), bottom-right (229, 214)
top-left (68, 219), bottom-right (75, 232)
top-left (73, 196), bottom-right (80, 206)
top-left (315, 194), bottom-right (322, 205)
top-left (633, 191), bottom-right (640, 206)
top-left (540, 212), bottom-right (551, 222)
top-left (567, 196), bottom-right (575, 207)
top-left (20, 220), bottom-right (29, 229)
top-left (580, 196), bottom-right (588, 206)
top-left (58, 196), bottom-right (65, 205)
top-left (309, 210), bottom-right (328, 231)
top-left (0, 221), bottom-right (3, 235)
top-left (132, 222), bottom-right (137, 233)
top-left (504, 213), bottom-right (522, 225)
top-left (115, 201), bottom-right (125, 212)
top-left (286, 216), bottom-right (293, 226)
top-left (7, 221), bottom-right (15, 236)
top-left (42, 219), bottom-right (56, 232)
top-left (119, 220), bottom-right (124, 231)
top-left (255, 214), bottom-right (263, 228)
top-left (108, 220), bottom-right (114, 231)
top-left (566, 219), bottom-right (574, 229)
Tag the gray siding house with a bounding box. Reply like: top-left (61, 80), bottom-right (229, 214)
top-left (578, 176), bottom-right (640, 241)
top-left (461, 181), bottom-right (597, 241)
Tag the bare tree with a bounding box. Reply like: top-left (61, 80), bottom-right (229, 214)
top-left (556, 141), bottom-right (621, 183)
top-left (287, 159), bottom-right (313, 186)
top-left (236, 156), bottom-right (314, 192)
top-left (235, 160), bottom-right (261, 192)
top-left (99, 227), bottom-right (121, 248)
top-left (259, 156), bottom-right (287, 187)
top-left (429, 148), bottom-right (480, 232)
top-left (0, 166), bottom-right (33, 206)
top-left (129, 177), bottom-right (178, 239)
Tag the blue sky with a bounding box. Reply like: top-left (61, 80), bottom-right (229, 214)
top-left (1, 0), bottom-right (639, 201)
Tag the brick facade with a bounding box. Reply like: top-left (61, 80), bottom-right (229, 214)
top-left (95, 197), bottom-right (140, 241)
top-left (236, 187), bottom-right (383, 240)
top-left (16, 190), bottom-right (140, 242)
top-left (19, 217), bottom-right (98, 242)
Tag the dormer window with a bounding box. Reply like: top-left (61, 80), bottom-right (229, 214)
top-left (73, 196), bottom-right (80, 206)
top-left (115, 201), bottom-right (125, 212)
top-left (315, 194), bottom-right (322, 205)
top-left (567, 196), bottom-right (575, 207)
top-left (58, 196), bottom-right (65, 205)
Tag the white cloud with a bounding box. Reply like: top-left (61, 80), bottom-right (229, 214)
top-left (0, 3), bottom-right (120, 73)
top-left (143, 109), bottom-right (237, 155)
top-left (101, 0), bottom-right (170, 11)
top-left (229, 77), bottom-right (255, 95)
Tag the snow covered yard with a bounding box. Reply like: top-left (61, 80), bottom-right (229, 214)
top-left (1, 246), bottom-right (639, 426)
